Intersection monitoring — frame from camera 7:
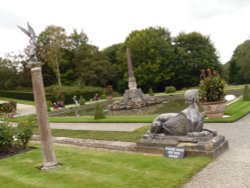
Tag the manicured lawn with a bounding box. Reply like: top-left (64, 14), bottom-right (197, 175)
top-left (34, 126), bottom-right (150, 142)
top-left (49, 115), bottom-right (157, 123)
top-left (0, 145), bottom-right (212, 188)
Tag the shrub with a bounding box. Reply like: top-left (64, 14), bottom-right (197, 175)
top-left (0, 121), bottom-right (15, 152)
top-left (165, 86), bottom-right (176, 93)
top-left (199, 69), bottom-right (225, 102)
top-left (148, 88), bottom-right (154, 96)
top-left (0, 101), bottom-right (17, 113)
top-left (47, 101), bottom-right (53, 112)
top-left (94, 103), bottom-right (105, 120)
top-left (243, 85), bottom-right (250, 101)
top-left (16, 117), bottom-right (34, 148)
top-left (0, 117), bottom-right (35, 152)
top-left (45, 85), bottom-right (104, 104)
top-left (79, 96), bottom-right (86, 105)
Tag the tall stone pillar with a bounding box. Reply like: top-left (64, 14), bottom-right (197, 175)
top-left (126, 48), bottom-right (137, 90)
top-left (18, 23), bottom-right (58, 169)
top-left (31, 64), bottom-right (57, 169)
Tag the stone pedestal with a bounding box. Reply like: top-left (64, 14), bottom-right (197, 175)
top-left (136, 132), bottom-right (228, 158)
top-left (110, 88), bottom-right (158, 110)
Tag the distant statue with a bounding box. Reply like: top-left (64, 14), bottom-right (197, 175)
top-left (17, 22), bottom-right (37, 61)
top-left (149, 89), bottom-right (204, 136)
top-left (73, 95), bottom-right (79, 105)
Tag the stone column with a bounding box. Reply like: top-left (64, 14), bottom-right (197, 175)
top-left (31, 64), bottom-right (57, 169)
top-left (126, 48), bottom-right (137, 90)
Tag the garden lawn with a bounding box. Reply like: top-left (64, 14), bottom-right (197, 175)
top-left (34, 126), bottom-right (150, 142)
top-left (48, 115), bottom-right (157, 123)
top-left (0, 145), bottom-right (211, 188)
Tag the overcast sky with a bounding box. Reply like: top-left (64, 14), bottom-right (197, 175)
top-left (1, 0), bottom-right (250, 64)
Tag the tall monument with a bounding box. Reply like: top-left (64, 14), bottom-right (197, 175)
top-left (110, 48), bottom-right (157, 110)
top-left (126, 48), bottom-right (137, 90)
top-left (18, 23), bottom-right (58, 170)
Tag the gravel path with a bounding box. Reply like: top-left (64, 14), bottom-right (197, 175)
top-left (184, 114), bottom-right (250, 188)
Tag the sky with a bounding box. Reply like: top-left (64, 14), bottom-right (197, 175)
top-left (1, 0), bottom-right (250, 64)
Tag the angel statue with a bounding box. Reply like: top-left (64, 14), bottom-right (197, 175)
top-left (17, 22), bottom-right (37, 61)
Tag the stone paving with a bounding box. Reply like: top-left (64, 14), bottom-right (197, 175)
top-left (184, 114), bottom-right (250, 188)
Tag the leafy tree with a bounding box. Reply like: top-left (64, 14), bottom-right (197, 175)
top-left (123, 27), bottom-right (175, 91)
top-left (227, 40), bottom-right (250, 84)
top-left (172, 32), bottom-right (221, 88)
top-left (101, 43), bottom-right (127, 92)
top-left (0, 58), bottom-right (19, 89)
top-left (73, 44), bottom-right (114, 86)
top-left (37, 25), bottom-right (68, 86)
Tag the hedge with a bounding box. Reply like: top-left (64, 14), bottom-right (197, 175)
top-left (0, 86), bottom-right (105, 105)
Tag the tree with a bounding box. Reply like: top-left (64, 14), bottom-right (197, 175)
top-left (172, 32), bottom-right (221, 88)
top-left (227, 40), bottom-right (250, 84)
top-left (37, 25), bottom-right (68, 86)
top-left (73, 44), bottom-right (114, 86)
top-left (101, 43), bottom-right (127, 92)
top-left (0, 58), bottom-right (20, 89)
top-left (123, 27), bottom-right (175, 91)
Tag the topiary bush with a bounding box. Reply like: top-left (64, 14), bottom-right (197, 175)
top-left (165, 86), bottom-right (176, 94)
top-left (79, 96), bottom-right (86, 105)
top-left (148, 88), bottom-right (154, 96)
top-left (94, 103), bottom-right (105, 120)
top-left (243, 85), bottom-right (250, 101)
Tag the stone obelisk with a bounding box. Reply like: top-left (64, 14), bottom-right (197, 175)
top-left (126, 48), bottom-right (137, 90)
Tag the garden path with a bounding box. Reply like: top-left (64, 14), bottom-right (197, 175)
top-left (184, 114), bottom-right (250, 188)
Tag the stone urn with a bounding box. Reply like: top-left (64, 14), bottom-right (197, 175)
top-left (201, 100), bottom-right (227, 118)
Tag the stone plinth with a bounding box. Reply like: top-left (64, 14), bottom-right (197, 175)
top-left (110, 88), bottom-right (158, 110)
top-left (136, 132), bottom-right (228, 158)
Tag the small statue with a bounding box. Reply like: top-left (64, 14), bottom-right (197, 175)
top-left (73, 95), bottom-right (79, 105)
top-left (17, 22), bottom-right (37, 61)
top-left (149, 89), bottom-right (204, 136)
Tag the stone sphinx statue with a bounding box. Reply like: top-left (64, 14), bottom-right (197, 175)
top-left (149, 89), bottom-right (204, 136)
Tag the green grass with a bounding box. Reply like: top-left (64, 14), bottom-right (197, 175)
top-left (34, 126), bottom-right (150, 142)
top-left (0, 144), bottom-right (212, 188)
top-left (48, 115), bottom-right (157, 123)
top-left (0, 97), bottom-right (34, 105)
top-left (205, 99), bottom-right (250, 123)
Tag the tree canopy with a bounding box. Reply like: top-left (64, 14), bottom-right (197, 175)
top-left (227, 40), bottom-right (250, 84)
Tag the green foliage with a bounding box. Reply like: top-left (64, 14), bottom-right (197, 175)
top-left (148, 88), bottom-right (154, 96)
top-left (199, 69), bottom-right (225, 102)
top-left (165, 86), bottom-right (176, 93)
top-left (94, 103), bottom-right (105, 120)
top-left (16, 117), bottom-right (35, 148)
top-left (47, 100), bottom-right (53, 112)
top-left (37, 25), bottom-right (68, 86)
top-left (45, 85), bottom-right (104, 104)
top-left (79, 96), bottom-right (86, 105)
top-left (243, 85), bottom-right (250, 101)
top-left (0, 117), bottom-right (34, 151)
top-left (0, 122), bottom-right (15, 151)
top-left (227, 40), bottom-right (250, 84)
top-left (171, 32), bottom-right (221, 88)
top-left (124, 27), bottom-right (175, 91)
top-left (0, 101), bottom-right (16, 113)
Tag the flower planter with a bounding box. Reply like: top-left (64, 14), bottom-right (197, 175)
top-left (201, 100), bottom-right (227, 118)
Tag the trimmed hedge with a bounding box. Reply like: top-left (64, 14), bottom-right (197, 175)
top-left (0, 86), bottom-right (105, 105)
